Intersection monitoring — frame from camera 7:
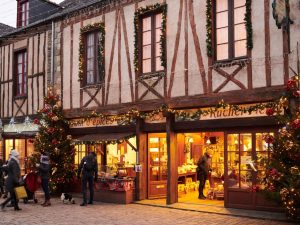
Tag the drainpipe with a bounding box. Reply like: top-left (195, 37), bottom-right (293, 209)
top-left (51, 20), bottom-right (55, 85)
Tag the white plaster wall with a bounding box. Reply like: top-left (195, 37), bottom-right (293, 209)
top-left (14, 39), bottom-right (27, 51)
top-left (289, 0), bottom-right (300, 76)
top-left (189, 0), bottom-right (207, 96)
top-left (27, 38), bottom-right (33, 77)
top-left (38, 33), bottom-right (45, 74)
top-left (269, 0), bottom-right (284, 86)
top-left (63, 26), bottom-right (71, 110)
top-left (72, 22), bottom-right (81, 109)
top-left (105, 10), bottom-right (118, 105)
top-left (27, 78), bottom-right (33, 115)
top-left (33, 35), bottom-right (39, 75)
top-left (252, 0), bottom-right (266, 88)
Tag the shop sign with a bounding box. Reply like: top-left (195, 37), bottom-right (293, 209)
top-left (176, 103), bottom-right (281, 121)
top-left (3, 123), bottom-right (39, 133)
top-left (70, 118), bottom-right (120, 128)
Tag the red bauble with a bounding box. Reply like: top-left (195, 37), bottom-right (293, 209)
top-left (33, 118), bottom-right (40, 124)
top-left (266, 108), bottom-right (274, 116)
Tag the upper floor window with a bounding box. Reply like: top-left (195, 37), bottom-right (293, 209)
top-left (84, 31), bottom-right (104, 85)
top-left (215, 0), bottom-right (247, 61)
top-left (141, 13), bottom-right (164, 74)
top-left (15, 50), bottom-right (27, 97)
top-left (17, 0), bottom-right (29, 27)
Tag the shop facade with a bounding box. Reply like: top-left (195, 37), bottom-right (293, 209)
top-left (69, 104), bottom-right (281, 211)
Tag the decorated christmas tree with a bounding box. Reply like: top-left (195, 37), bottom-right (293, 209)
top-left (30, 87), bottom-right (76, 193)
top-left (264, 73), bottom-right (300, 219)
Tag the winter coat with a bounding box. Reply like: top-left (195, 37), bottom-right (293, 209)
top-left (77, 155), bottom-right (98, 179)
top-left (3, 158), bottom-right (21, 192)
top-left (38, 163), bottom-right (50, 180)
top-left (197, 153), bottom-right (211, 177)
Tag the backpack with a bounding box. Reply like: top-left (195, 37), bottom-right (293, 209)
top-left (84, 155), bottom-right (95, 172)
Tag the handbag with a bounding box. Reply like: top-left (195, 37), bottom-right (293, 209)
top-left (14, 186), bottom-right (28, 199)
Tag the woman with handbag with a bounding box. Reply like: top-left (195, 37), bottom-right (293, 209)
top-left (1, 149), bottom-right (21, 211)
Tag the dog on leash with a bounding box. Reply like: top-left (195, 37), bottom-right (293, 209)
top-left (61, 193), bottom-right (75, 204)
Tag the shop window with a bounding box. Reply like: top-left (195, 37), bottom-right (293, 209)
top-left (140, 12), bottom-right (164, 74)
top-left (0, 141), bottom-right (3, 159)
top-left (14, 50), bottom-right (27, 97)
top-left (5, 139), bottom-right (27, 174)
top-left (227, 133), bottom-right (252, 189)
top-left (106, 137), bottom-right (137, 177)
top-left (84, 31), bottom-right (105, 85)
top-left (74, 144), bottom-right (87, 168)
top-left (215, 0), bottom-right (247, 61)
top-left (255, 133), bottom-right (273, 189)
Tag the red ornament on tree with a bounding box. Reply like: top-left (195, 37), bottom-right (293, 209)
top-left (33, 118), bottom-right (40, 124)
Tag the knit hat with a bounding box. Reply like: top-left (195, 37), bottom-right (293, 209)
top-left (40, 154), bottom-right (50, 164)
top-left (10, 149), bottom-right (20, 158)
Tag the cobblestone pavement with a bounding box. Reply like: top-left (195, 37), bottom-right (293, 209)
top-left (0, 198), bottom-right (298, 225)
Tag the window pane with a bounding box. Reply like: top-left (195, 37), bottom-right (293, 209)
top-left (143, 17), bottom-right (151, 31)
top-left (216, 0), bottom-right (228, 12)
top-left (240, 170), bottom-right (252, 189)
top-left (234, 23), bottom-right (246, 41)
top-left (18, 64), bottom-right (22, 73)
top-left (155, 13), bottom-right (162, 28)
top-left (217, 44), bottom-right (228, 60)
top-left (234, 40), bottom-right (247, 57)
top-left (217, 27), bottom-right (228, 44)
top-left (18, 54), bottom-right (22, 63)
top-left (87, 47), bottom-right (94, 58)
top-left (155, 43), bottom-right (161, 58)
top-left (143, 59), bottom-right (151, 73)
top-left (143, 45), bottom-right (151, 59)
top-left (87, 59), bottom-right (93, 71)
top-left (155, 28), bottom-right (162, 43)
top-left (87, 33), bottom-right (94, 47)
top-left (87, 71), bottom-right (94, 84)
top-left (143, 31), bottom-right (151, 46)
top-left (234, 0), bottom-right (246, 8)
top-left (216, 11), bottom-right (228, 28)
top-left (234, 6), bottom-right (246, 24)
top-left (156, 57), bottom-right (163, 71)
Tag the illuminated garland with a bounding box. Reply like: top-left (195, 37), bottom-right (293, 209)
top-left (78, 23), bottom-right (105, 81)
top-left (206, 0), bottom-right (212, 57)
top-left (245, 0), bottom-right (253, 50)
top-left (134, 3), bottom-right (167, 72)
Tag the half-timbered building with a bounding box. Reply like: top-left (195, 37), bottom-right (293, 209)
top-left (1, 0), bottom-right (300, 211)
top-left (55, 0), bottom-right (300, 210)
top-left (0, 0), bottom-right (62, 173)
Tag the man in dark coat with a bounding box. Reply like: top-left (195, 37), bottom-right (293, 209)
top-left (37, 153), bottom-right (51, 207)
top-left (77, 152), bottom-right (98, 206)
top-left (197, 151), bottom-right (212, 199)
top-left (1, 149), bottom-right (21, 211)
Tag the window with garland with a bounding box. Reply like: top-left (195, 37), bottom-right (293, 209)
top-left (82, 30), bottom-right (105, 85)
top-left (215, 0), bottom-right (247, 61)
top-left (139, 12), bottom-right (164, 74)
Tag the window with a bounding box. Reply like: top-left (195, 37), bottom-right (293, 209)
top-left (141, 12), bottom-right (164, 74)
top-left (215, 0), bottom-right (247, 61)
top-left (15, 50), bottom-right (27, 97)
top-left (84, 31), bottom-right (104, 85)
top-left (18, 1), bottom-right (29, 27)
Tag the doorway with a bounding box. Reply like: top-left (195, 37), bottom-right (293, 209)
top-left (177, 132), bottom-right (225, 206)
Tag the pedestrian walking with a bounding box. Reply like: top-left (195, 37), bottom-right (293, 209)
top-left (77, 152), bottom-right (98, 206)
top-left (0, 159), bottom-right (5, 198)
top-left (1, 149), bottom-right (21, 211)
top-left (36, 153), bottom-right (51, 207)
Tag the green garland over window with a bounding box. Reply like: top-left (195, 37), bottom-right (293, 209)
top-left (206, 0), bottom-right (213, 57)
top-left (78, 23), bottom-right (105, 82)
top-left (134, 3), bottom-right (167, 73)
top-left (206, 0), bottom-right (253, 57)
top-left (245, 0), bottom-right (253, 50)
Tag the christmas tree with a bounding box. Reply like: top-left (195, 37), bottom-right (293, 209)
top-left (30, 87), bottom-right (76, 193)
top-left (263, 74), bottom-right (300, 219)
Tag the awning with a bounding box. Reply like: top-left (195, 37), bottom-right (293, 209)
top-left (74, 132), bottom-right (135, 143)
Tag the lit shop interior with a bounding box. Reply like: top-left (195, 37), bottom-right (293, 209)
top-left (148, 131), bottom-right (271, 204)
